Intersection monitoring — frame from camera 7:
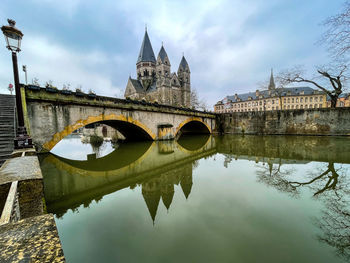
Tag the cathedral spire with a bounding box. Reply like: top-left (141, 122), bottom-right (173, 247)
top-left (157, 45), bottom-right (170, 64)
top-left (178, 55), bottom-right (189, 71)
top-left (137, 30), bottom-right (156, 64)
top-left (268, 68), bottom-right (276, 90)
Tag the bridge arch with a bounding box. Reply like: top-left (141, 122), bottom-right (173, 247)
top-left (43, 113), bottom-right (156, 151)
top-left (175, 117), bottom-right (211, 138)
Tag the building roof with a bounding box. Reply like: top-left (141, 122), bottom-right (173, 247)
top-left (158, 45), bottom-right (169, 63)
top-left (137, 30), bottom-right (156, 63)
top-left (178, 56), bottom-right (189, 70)
top-left (129, 78), bottom-right (144, 93)
top-left (224, 86), bottom-right (322, 103)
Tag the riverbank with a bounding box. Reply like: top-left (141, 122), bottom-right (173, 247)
top-left (0, 148), bottom-right (65, 262)
top-left (218, 108), bottom-right (350, 136)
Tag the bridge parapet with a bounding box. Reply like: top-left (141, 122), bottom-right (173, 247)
top-left (22, 86), bottom-right (216, 152)
top-left (24, 85), bottom-right (215, 119)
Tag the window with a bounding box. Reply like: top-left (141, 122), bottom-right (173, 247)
top-left (272, 100), bottom-right (275, 104)
top-left (319, 104), bottom-right (322, 108)
top-left (300, 105), bottom-right (303, 109)
top-left (305, 97), bottom-right (308, 103)
top-left (314, 104), bottom-right (317, 108)
top-left (319, 96), bottom-right (323, 101)
top-left (309, 104), bottom-right (312, 108)
top-left (315, 97), bottom-right (318, 102)
top-left (287, 98), bottom-right (290, 103)
top-left (310, 97), bottom-right (313, 102)
top-left (259, 101), bottom-right (262, 106)
top-left (292, 105), bottom-right (294, 109)
top-left (284, 98), bottom-right (286, 103)
top-left (272, 106), bottom-right (274, 110)
top-left (296, 98), bottom-right (299, 103)
top-left (296, 105), bottom-right (299, 109)
top-left (300, 98), bottom-right (303, 103)
top-left (305, 105), bottom-right (308, 109)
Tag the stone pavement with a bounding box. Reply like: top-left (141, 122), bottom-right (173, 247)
top-left (0, 214), bottom-right (65, 262)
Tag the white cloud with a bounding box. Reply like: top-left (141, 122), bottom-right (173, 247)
top-left (0, 35), bottom-right (123, 97)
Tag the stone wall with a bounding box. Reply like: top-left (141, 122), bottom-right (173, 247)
top-left (219, 108), bottom-right (350, 136)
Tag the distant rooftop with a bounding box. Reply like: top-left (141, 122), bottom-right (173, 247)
top-left (218, 86), bottom-right (325, 104)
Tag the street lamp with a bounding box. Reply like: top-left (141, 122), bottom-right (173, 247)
top-left (1, 19), bottom-right (32, 148)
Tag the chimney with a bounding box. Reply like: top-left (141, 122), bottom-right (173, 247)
top-left (255, 90), bottom-right (260, 97)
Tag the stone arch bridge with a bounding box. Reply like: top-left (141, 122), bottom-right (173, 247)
top-left (22, 86), bottom-right (216, 152)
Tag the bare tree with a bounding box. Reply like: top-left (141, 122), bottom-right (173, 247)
top-left (190, 88), bottom-right (209, 111)
top-left (321, 1), bottom-right (350, 61)
top-left (279, 65), bottom-right (348, 108)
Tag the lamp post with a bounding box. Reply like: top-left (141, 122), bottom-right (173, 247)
top-left (1, 19), bottom-right (32, 148)
top-left (22, 65), bottom-right (27, 84)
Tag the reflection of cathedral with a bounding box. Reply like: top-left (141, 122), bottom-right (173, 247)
top-left (141, 164), bottom-right (193, 223)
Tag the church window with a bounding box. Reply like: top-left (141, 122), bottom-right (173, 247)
top-left (144, 70), bottom-right (149, 76)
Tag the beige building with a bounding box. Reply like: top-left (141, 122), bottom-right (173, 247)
top-left (215, 70), bottom-right (327, 113)
top-left (124, 29), bottom-right (191, 107)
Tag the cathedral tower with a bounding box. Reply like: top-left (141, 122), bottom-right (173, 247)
top-left (177, 55), bottom-right (191, 107)
top-left (156, 44), bottom-right (171, 79)
top-left (136, 29), bottom-right (156, 90)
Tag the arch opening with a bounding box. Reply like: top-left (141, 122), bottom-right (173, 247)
top-left (177, 120), bottom-right (210, 138)
top-left (101, 120), bottom-right (153, 142)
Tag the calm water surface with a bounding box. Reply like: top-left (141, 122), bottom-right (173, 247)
top-left (40, 135), bottom-right (350, 263)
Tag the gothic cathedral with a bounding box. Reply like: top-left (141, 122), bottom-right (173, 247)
top-left (124, 29), bottom-right (191, 107)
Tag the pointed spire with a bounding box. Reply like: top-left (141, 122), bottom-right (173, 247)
top-left (180, 173), bottom-right (193, 199)
top-left (161, 184), bottom-right (174, 210)
top-left (157, 45), bottom-right (169, 64)
top-left (142, 187), bottom-right (161, 223)
top-left (178, 55), bottom-right (189, 71)
top-left (268, 68), bottom-right (276, 90)
top-left (137, 30), bottom-right (156, 63)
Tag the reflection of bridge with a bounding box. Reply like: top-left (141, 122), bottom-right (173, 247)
top-left (22, 87), bottom-right (216, 152)
top-left (40, 135), bottom-right (350, 221)
top-left (40, 135), bottom-right (216, 220)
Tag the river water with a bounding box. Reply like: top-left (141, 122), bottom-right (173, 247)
top-left (39, 135), bottom-right (350, 263)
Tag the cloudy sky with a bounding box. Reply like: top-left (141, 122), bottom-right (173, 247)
top-left (0, 0), bottom-right (345, 108)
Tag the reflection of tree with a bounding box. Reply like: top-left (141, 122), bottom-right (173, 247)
top-left (316, 198), bottom-right (350, 261)
top-left (289, 163), bottom-right (342, 197)
top-left (257, 160), bottom-right (350, 260)
top-left (258, 162), bottom-right (347, 198)
top-left (256, 160), bottom-right (297, 195)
